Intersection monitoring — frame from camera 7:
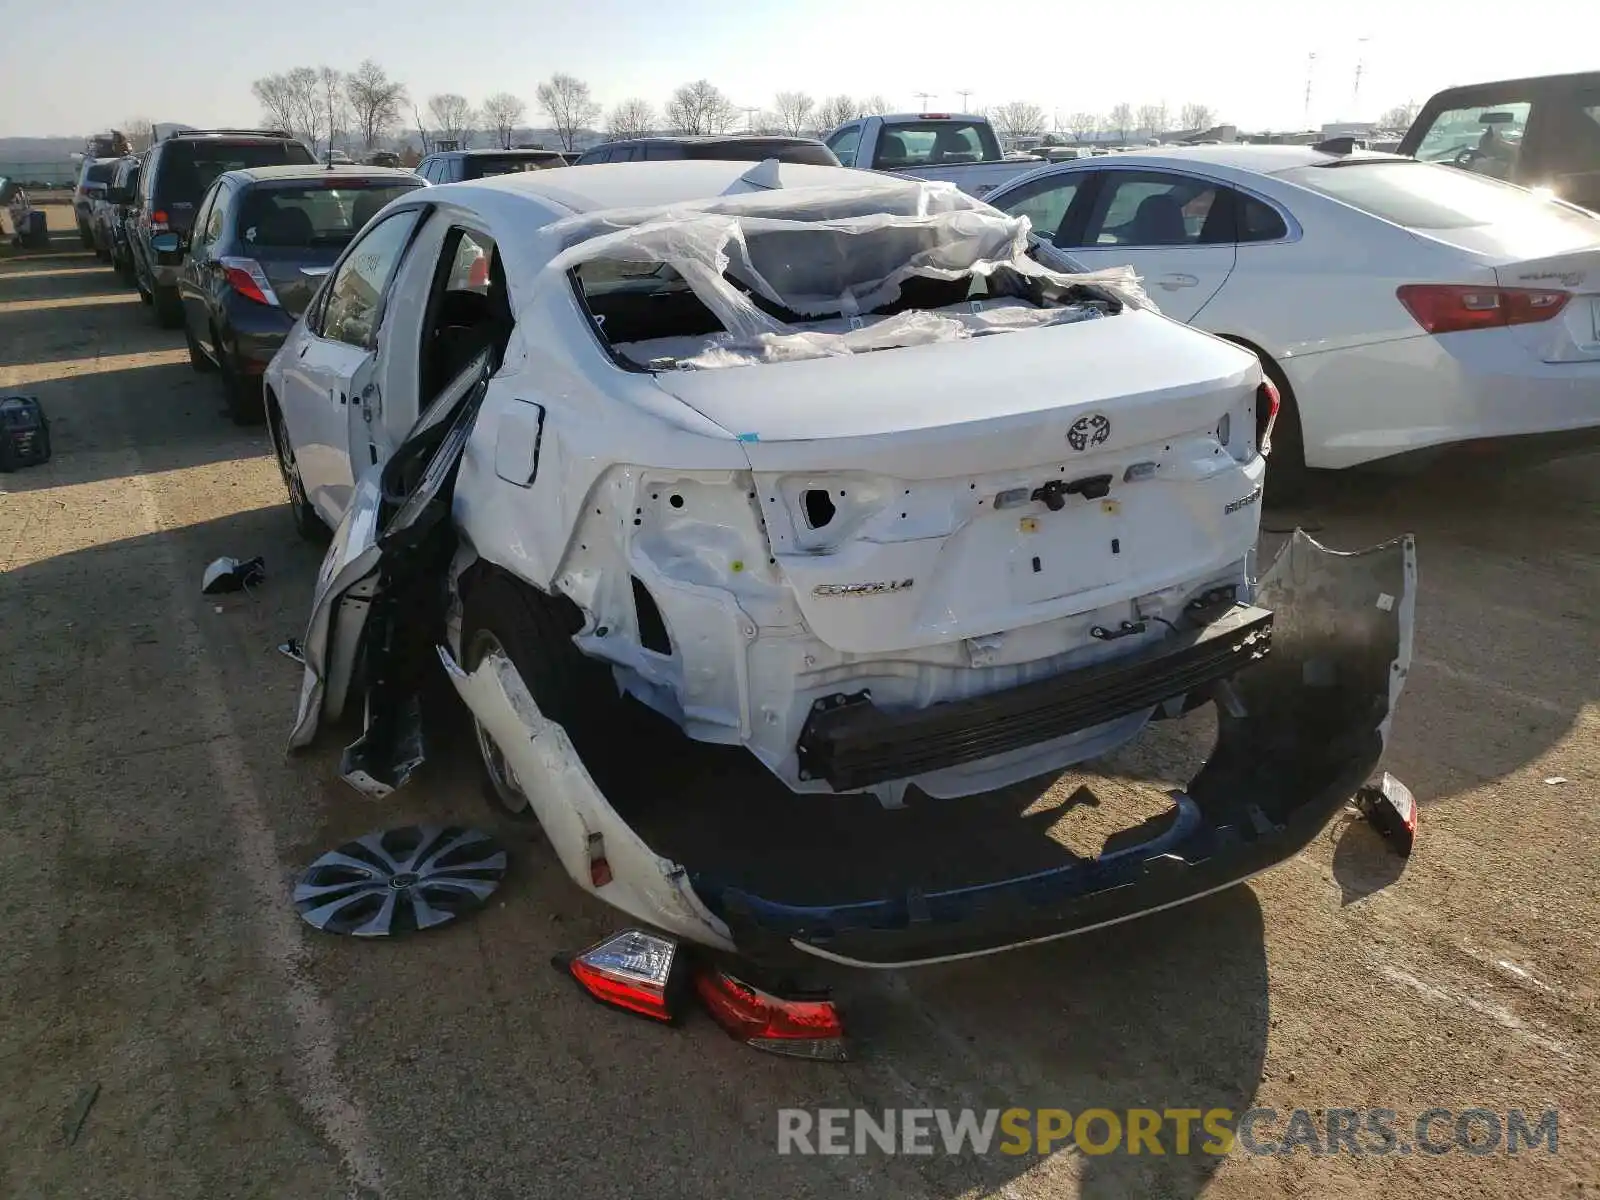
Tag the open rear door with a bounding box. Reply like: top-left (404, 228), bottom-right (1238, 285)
top-left (289, 351), bottom-right (493, 796)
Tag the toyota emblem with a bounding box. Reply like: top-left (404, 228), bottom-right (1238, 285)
top-left (1067, 414), bottom-right (1111, 452)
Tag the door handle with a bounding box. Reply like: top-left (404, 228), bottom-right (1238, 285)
top-left (1157, 273), bottom-right (1200, 290)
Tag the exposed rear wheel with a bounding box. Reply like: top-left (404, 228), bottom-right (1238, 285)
top-left (460, 572), bottom-right (623, 825)
top-left (1245, 350), bottom-right (1309, 506)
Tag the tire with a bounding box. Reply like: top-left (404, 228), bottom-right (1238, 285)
top-left (267, 394), bottom-right (327, 543)
top-left (219, 348), bottom-right (264, 425)
top-left (184, 320), bottom-right (215, 373)
top-left (134, 263), bottom-right (153, 305)
top-left (460, 571), bottom-right (621, 823)
top-left (78, 225), bottom-right (94, 249)
top-left (153, 285), bottom-right (184, 329)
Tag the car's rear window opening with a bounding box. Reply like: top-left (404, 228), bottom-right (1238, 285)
top-left (568, 213), bottom-right (1130, 371)
top-left (157, 140), bottom-right (317, 204)
top-left (237, 183), bottom-right (420, 249)
top-left (1282, 160), bottom-right (1600, 235)
top-left (86, 162), bottom-right (116, 186)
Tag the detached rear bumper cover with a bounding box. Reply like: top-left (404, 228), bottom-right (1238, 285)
top-left (441, 529), bottom-right (1415, 967)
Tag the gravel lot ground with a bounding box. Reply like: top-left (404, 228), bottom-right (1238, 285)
top-left (2, 201), bottom-right (1595, 1200)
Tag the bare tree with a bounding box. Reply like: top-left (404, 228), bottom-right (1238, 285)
top-left (990, 101), bottom-right (1047, 142)
top-left (1136, 102), bottom-right (1170, 137)
top-left (481, 92), bottom-right (527, 149)
top-left (428, 93), bottom-right (476, 148)
top-left (861, 94), bottom-right (891, 115)
top-left (412, 103), bottom-right (431, 155)
top-left (1378, 101), bottom-right (1420, 130)
top-left (317, 67), bottom-right (350, 157)
top-left (1065, 112), bottom-right (1101, 143)
top-left (253, 68), bottom-right (326, 148)
top-left (1107, 102), bottom-right (1133, 143)
top-left (814, 94), bottom-right (858, 133)
top-left (121, 117), bottom-right (155, 152)
top-left (346, 60), bottom-right (407, 150)
top-left (536, 74), bottom-right (602, 151)
top-left (665, 79), bottom-right (737, 135)
top-left (773, 91), bottom-right (815, 138)
top-left (606, 98), bottom-right (656, 139)
top-left (1179, 103), bottom-right (1216, 132)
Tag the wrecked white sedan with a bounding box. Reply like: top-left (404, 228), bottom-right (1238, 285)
top-left (269, 160), bottom-right (1415, 968)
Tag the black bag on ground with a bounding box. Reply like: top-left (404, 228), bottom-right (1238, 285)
top-left (0, 395), bottom-right (51, 471)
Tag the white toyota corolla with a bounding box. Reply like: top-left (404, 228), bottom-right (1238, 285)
top-left (985, 145), bottom-right (1600, 481)
top-left (266, 160), bottom-right (1413, 971)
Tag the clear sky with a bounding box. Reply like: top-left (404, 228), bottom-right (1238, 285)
top-left (1, 0), bottom-right (1594, 138)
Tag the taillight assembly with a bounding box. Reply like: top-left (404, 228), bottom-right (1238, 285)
top-left (1396, 284), bottom-right (1570, 334)
top-left (560, 928), bottom-right (851, 1059)
top-left (220, 257), bottom-right (280, 307)
top-left (1258, 377), bottom-right (1281, 455)
top-left (694, 967), bottom-right (849, 1061)
top-left (561, 929), bottom-right (687, 1022)
top-left (151, 209), bottom-right (169, 230)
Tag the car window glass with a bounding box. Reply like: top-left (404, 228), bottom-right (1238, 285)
top-left (238, 183), bottom-right (419, 250)
top-left (645, 142), bottom-right (677, 161)
top-left (1236, 193), bottom-right (1289, 242)
top-left (994, 174), bottom-right (1082, 243)
top-left (1535, 93), bottom-right (1600, 181)
top-left (874, 121), bottom-right (999, 167)
top-left (1281, 160), bottom-right (1599, 237)
top-left (443, 229), bottom-right (495, 294)
top-left (1414, 102), bottom-right (1531, 182)
top-left (321, 210), bottom-right (421, 348)
top-left (1082, 171), bottom-right (1220, 246)
top-left (826, 125), bottom-right (861, 167)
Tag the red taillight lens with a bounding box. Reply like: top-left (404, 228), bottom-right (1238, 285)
top-left (1258, 377), bottom-right (1282, 456)
top-left (564, 929), bottom-right (683, 1022)
top-left (1397, 284), bottom-right (1570, 334)
top-left (151, 209), bottom-right (168, 227)
top-left (694, 967), bottom-right (849, 1061)
top-left (220, 257), bottom-right (279, 307)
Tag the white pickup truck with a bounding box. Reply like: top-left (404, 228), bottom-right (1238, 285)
top-left (822, 112), bottom-right (1043, 197)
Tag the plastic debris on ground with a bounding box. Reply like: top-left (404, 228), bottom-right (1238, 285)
top-left (201, 555), bottom-right (265, 595)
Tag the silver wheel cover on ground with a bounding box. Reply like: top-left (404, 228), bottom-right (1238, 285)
top-left (293, 825), bottom-right (508, 936)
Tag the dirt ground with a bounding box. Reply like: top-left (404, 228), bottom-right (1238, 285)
top-left (2, 200), bottom-right (1595, 1200)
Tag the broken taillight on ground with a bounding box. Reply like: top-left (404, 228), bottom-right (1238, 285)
top-left (561, 929), bottom-right (687, 1022)
top-left (694, 967), bottom-right (850, 1062)
top-left (560, 929), bottom-right (850, 1060)
top-left (1354, 771), bottom-right (1418, 857)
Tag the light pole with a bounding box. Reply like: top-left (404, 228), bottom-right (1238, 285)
top-left (956, 89), bottom-right (973, 111)
top-left (914, 91), bottom-right (935, 111)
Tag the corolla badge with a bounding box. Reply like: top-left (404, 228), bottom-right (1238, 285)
top-left (1067, 414), bottom-right (1111, 451)
top-left (813, 579), bottom-right (914, 598)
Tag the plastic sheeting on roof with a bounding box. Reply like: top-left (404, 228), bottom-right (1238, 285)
top-left (526, 170), bottom-right (1153, 370)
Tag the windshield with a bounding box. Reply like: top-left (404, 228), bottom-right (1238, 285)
top-left (876, 121), bottom-right (1002, 167)
top-left (236, 183), bottom-right (421, 249)
top-left (86, 162), bottom-right (116, 186)
top-left (157, 140), bottom-right (317, 205)
top-left (1279, 160), bottom-right (1600, 234)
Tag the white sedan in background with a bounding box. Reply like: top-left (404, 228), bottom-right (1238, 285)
top-left (986, 145), bottom-right (1600, 481)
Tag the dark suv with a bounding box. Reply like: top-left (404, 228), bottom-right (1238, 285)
top-left (177, 164), bottom-right (423, 422)
top-left (129, 129), bottom-right (316, 326)
top-left (414, 148), bottom-right (567, 183)
top-left (574, 135), bottom-right (839, 165)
